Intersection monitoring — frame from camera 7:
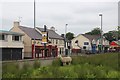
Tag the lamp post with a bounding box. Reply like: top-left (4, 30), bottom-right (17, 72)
top-left (99, 13), bottom-right (103, 53)
top-left (65, 24), bottom-right (68, 56)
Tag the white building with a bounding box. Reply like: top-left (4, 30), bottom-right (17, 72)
top-left (71, 34), bottom-right (109, 53)
top-left (0, 30), bottom-right (24, 60)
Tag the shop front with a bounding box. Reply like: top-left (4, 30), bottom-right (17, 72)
top-left (32, 45), bottom-right (58, 58)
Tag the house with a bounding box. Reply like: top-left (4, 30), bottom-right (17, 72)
top-left (0, 30), bottom-right (24, 60)
top-left (10, 21), bottom-right (64, 59)
top-left (71, 34), bottom-right (109, 53)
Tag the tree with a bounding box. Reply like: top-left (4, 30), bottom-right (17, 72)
top-left (103, 31), bottom-right (116, 42)
top-left (85, 27), bottom-right (120, 42)
top-left (103, 30), bottom-right (120, 42)
top-left (66, 32), bottom-right (74, 41)
top-left (85, 27), bottom-right (101, 35)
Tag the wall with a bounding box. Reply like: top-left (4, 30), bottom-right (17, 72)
top-left (10, 22), bottom-right (32, 58)
top-left (49, 39), bottom-right (65, 55)
top-left (71, 35), bottom-right (91, 50)
top-left (0, 35), bottom-right (23, 48)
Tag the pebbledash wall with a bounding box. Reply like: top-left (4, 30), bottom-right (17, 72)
top-left (10, 21), bottom-right (65, 59)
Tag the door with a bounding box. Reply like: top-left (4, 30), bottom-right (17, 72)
top-left (2, 48), bottom-right (22, 60)
top-left (92, 44), bottom-right (96, 53)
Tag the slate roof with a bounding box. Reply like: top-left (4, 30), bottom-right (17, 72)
top-left (18, 26), bottom-right (42, 40)
top-left (0, 30), bottom-right (24, 36)
top-left (36, 27), bottom-right (64, 40)
top-left (82, 34), bottom-right (101, 42)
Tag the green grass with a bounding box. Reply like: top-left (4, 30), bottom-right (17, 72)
top-left (2, 53), bottom-right (120, 78)
top-left (72, 53), bottom-right (119, 70)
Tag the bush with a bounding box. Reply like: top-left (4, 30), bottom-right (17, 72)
top-left (106, 71), bottom-right (119, 78)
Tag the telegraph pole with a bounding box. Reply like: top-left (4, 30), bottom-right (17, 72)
top-left (44, 25), bottom-right (47, 58)
top-left (65, 24), bottom-right (68, 56)
top-left (33, 0), bottom-right (36, 58)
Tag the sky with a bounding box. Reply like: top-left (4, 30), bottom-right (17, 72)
top-left (1, 0), bottom-right (119, 36)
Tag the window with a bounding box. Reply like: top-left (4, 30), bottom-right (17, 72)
top-left (12, 35), bottom-right (21, 41)
top-left (56, 40), bottom-right (58, 44)
top-left (0, 34), bottom-right (4, 40)
top-left (0, 34), bottom-right (7, 40)
top-left (53, 39), bottom-right (54, 44)
top-left (84, 42), bottom-right (89, 45)
top-left (83, 46), bottom-right (86, 49)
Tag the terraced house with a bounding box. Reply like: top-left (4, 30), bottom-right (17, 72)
top-left (10, 21), bottom-right (64, 59)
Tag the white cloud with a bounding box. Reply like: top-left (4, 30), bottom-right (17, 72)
top-left (1, 1), bottom-right (118, 35)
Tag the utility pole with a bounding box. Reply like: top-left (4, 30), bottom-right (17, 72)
top-left (44, 25), bottom-right (47, 58)
top-left (65, 24), bottom-right (68, 56)
top-left (33, 0), bottom-right (36, 58)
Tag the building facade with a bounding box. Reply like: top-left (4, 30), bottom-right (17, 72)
top-left (0, 30), bottom-right (24, 60)
top-left (71, 34), bottom-right (109, 53)
top-left (10, 21), bottom-right (65, 59)
top-left (35, 27), bottom-right (65, 55)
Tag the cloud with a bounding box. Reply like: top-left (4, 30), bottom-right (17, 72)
top-left (1, 1), bottom-right (118, 36)
top-left (118, 1), bottom-right (120, 26)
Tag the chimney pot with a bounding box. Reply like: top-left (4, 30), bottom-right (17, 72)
top-left (13, 21), bottom-right (20, 27)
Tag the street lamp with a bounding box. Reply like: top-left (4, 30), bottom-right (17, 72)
top-left (65, 24), bottom-right (68, 56)
top-left (99, 13), bottom-right (103, 53)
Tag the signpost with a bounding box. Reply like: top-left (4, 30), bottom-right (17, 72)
top-left (42, 32), bottom-right (47, 44)
top-left (42, 25), bottom-right (48, 58)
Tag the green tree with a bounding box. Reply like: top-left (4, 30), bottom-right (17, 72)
top-left (103, 31), bottom-right (115, 42)
top-left (85, 27), bottom-right (101, 35)
top-left (103, 30), bottom-right (120, 42)
top-left (66, 32), bottom-right (74, 41)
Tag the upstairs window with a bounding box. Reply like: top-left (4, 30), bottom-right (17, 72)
top-left (56, 39), bottom-right (58, 44)
top-left (53, 39), bottom-right (54, 44)
top-left (12, 35), bottom-right (21, 41)
top-left (0, 34), bottom-right (7, 40)
top-left (84, 42), bottom-right (89, 45)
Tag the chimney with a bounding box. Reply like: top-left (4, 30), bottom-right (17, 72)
top-left (50, 26), bottom-right (55, 31)
top-left (13, 21), bottom-right (20, 27)
top-left (61, 34), bottom-right (65, 38)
